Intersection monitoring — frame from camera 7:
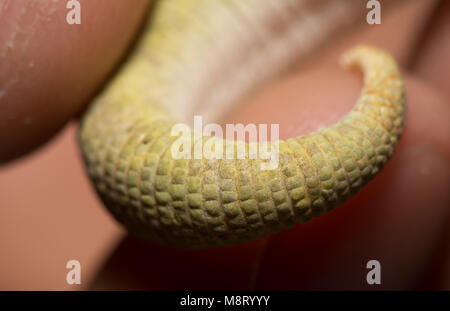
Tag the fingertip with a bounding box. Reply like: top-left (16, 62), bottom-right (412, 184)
top-left (0, 0), bottom-right (152, 163)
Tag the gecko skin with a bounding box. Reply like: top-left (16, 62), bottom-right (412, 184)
top-left (79, 0), bottom-right (405, 248)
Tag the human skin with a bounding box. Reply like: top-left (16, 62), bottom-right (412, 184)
top-left (0, 0), bottom-right (448, 289)
top-left (0, 0), bottom-right (151, 163)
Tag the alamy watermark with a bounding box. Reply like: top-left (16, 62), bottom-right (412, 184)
top-left (65, 1), bottom-right (380, 26)
top-left (366, 0), bottom-right (381, 25)
top-left (171, 116), bottom-right (280, 171)
top-left (66, 259), bottom-right (81, 285)
top-left (366, 259), bottom-right (381, 285)
top-left (66, 0), bottom-right (81, 25)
